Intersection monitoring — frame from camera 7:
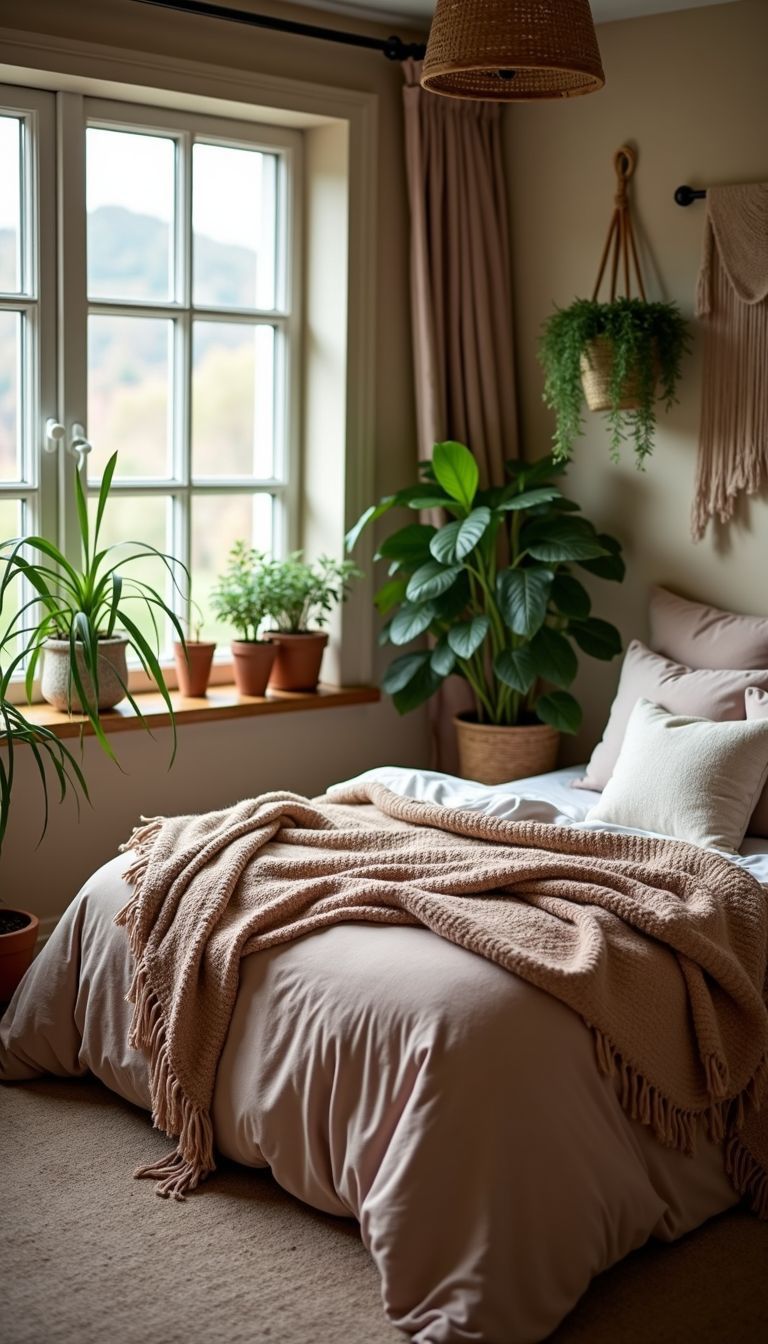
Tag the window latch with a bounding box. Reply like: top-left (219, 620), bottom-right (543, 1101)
top-left (68, 424), bottom-right (93, 469)
top-left (44, 419), bottom-right (66, 453)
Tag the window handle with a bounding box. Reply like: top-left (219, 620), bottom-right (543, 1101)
top-left (45, 419), bottom-right (66, 453)
top-left (68, 424), bottom-right (93, 469)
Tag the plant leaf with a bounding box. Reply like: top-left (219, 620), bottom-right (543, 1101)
top-left (522, 517), bottom-right (608, 564)
top-left (497, 486), bottom-right (562, 512)
top-left (374, 577), bottom-right (408, 615)
top-left (392, 661), bottom-right (443, 714)
top-left (406, 561), bottom-right (462, 603)
top-left (570, 617), bottom-right (622, 660)
top-left (550, 573), bottom-right (592, 619)
top-left (345, 496), bottom-right (395, 552)
top-left (494, 646), bottom-right (536, 694)
top-left (431, 441), bottom-right (479, 511)
top-left (577, 533), bottom-right (626, 582)
top-left (496, 568), bottom-right (553, 637)
top-left (429, 520), bottom-right (462, 565)
top-left (381, 651), bottom-right (431, 694)
top-left (447, 615), bottom-right (490, 660)
top-left (376, 523), bottom-right (436, 571)
top-left (430, 638), bottom-right (457, 677)
top-left (455, 507), bottom-right (491, 558)
top-left (389, 602), bottom-right (438, 645)
top-left (529, 625), bottom-right (578, 688)
top-left (535, 690), bottom-right (582, 735)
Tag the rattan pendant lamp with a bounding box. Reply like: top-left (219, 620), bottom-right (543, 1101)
top-left (421, 0), bottom-right (605, 101)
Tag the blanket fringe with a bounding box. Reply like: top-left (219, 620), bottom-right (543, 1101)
top-left (123, 959), bottom-right (215, 1201)
top-left (725, 1134), bottom-right (768, 1220)
top-left (118, 816), bottom-right (165, 891)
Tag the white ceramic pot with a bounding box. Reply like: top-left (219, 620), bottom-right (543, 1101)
top-left (40, 636), bottom-right (129, 712)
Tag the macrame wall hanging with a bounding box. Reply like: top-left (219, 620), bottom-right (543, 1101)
top-left (691, 183), bottom-right (768, 540)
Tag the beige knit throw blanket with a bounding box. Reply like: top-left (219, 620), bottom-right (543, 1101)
top-left (116, 782), bottom-right (768, 1215)
top-left (692, 182), bottom-right (768, 540)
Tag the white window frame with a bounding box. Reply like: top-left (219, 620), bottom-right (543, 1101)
top-left (0, 84), bottom-right (57, 555)
top-left (57, 94), bottom-right (303, 652)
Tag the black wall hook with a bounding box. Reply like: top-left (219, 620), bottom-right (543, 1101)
top-left (674, 185), bottom-right (707, 207)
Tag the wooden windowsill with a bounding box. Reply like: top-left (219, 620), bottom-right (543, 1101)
top-left (22, 683), bottom-right (381, 741)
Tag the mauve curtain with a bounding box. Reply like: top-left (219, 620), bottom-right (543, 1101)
top-left (402, 59), bottom-right (519, 769)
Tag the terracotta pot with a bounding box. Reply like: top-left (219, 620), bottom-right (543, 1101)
top-left (174, 641), bottom-right (216, 698)
top-left (0, 909), bottom-right (39, 1004)
top-left (231, 640), bottom-right (277, 697)
top-left (580, 336), bottom-right (659, 413)
top-left (40, 636), bottom-right (128, 712)
top-left (267, 632), bottom-right (328, 692)
top-left (454, 714), bottom-right (560, 786)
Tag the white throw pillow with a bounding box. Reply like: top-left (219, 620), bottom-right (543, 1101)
top-left (586, 698), bottom-right (768, 852)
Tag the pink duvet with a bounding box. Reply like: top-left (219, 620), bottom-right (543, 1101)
top-left (1, 851), bottom-right (736, 1343)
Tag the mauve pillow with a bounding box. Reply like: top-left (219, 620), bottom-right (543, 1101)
top-left (745, 688), bottom-right (768, 836)
top-left (649, 586), bottom-right (768, 670)
top-left (574, 640), bottom-right (768, 793)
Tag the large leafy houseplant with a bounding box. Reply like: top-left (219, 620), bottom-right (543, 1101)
top-left (347, 442), bottom-right (624, 739)
top-left (540, 297), bottom-right (689, 466)
top-left (0, 452), bottom-right (187, 761)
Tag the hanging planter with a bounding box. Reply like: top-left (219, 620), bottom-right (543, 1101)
top-left (540, 146), bottom-right (690, 466)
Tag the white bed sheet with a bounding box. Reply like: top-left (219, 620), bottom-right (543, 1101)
top-left (331, 764), bottom-right (768, 887)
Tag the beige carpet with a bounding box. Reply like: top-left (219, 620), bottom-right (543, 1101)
top-left (2, 1079), bottom-right (768, 1344)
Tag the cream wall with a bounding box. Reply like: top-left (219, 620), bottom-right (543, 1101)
top-left (504, 0), bottom-right (768, 763)
top-left (0, 0), bottom-right (430, 925)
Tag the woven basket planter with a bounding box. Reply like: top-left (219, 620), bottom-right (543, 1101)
top-left (454, 715), bottom-right (560, 786)
top-left (580, 336), bottom-right (658, 413)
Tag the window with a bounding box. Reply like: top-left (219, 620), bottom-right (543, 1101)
top-left (1, 88), bottom-right (301, 661)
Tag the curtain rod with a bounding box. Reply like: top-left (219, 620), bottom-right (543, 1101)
top-left (128, 0), bottom-right (427, 60)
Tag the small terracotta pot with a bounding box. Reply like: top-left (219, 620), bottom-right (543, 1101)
top-left (267, 631), bottom-right (328, 692)
top-left (0, 910), bottom-right (39, 1004)
top-left (41, 636), bottom-right (128, 712)
top-left (174, 641), bottom-right (216, 698)
top-left (231, 640), bottom-right (277, 697)
top-left (454, 714), bottom-right (560, 786)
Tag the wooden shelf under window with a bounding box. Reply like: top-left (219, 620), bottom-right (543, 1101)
top-left (21, 683), bottom-right (381, 741)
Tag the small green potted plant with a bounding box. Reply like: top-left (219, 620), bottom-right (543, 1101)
top-left (210, 541), bottom-right (278, 697)
top-left (347, 441), bottom-right (625, 785)
top-left (539, 297), bottom-right (689, 466)
top-left (2, 452), bottom-right (187, 762)
top-left (173, 600), bottom-right (217, 699)
top-left (265, 553), bottom-right (362, 692)
top-left (0, 611), bottom-right (89, 1001)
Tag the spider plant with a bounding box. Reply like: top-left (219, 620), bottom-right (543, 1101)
top-left (0, 452), bottom-right (188, 762)
top-left (0, 612), bottom-right (89, 852)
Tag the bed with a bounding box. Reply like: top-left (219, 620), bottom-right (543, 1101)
top-left (2, 765), bottom-right (767, 1344)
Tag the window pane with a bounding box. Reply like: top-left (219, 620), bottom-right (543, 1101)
top-left (88, 315), bottom-right (173, 481)
top-left (0, 116), bottom-right (21, 293)
top-left (87, 128), bottom-right (175, 301)
top-left (88, 494), bottom-right (176, 657)
top-left (0, 310), bottom-right (21, 481)
top-left (0, 498), bottom-right (23, 650)
top-left (192, 322), bottom-right (274, 479)
top-left (192, 143), bottom-right (277, 310)
top-left (190, 493), bottom-right (273, 645)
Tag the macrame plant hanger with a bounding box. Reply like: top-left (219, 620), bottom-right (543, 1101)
top-left (581, 145), bottom-right (647, 414)
top-left (592, 145), bottom-right (646, 305)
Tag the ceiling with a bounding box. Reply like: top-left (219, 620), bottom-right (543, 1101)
top-left (288, 0), bottom-right (740, 29)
